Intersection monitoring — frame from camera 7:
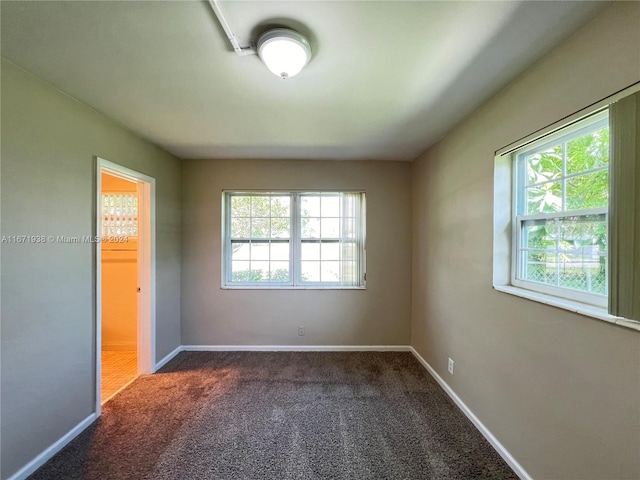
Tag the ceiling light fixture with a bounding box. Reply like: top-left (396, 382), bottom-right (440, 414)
top-left (257, 29), bottom-right (312, 79)
top-left (208, 0), bottom-right (312, 79)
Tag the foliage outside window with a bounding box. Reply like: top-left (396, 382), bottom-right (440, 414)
top-left (513, 111), bottom-right (609, 306)
top-left (224, 191), bottom-right (366, 288)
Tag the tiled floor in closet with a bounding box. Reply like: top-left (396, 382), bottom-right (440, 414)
top-left (101, 350), bottom-right (137, 403)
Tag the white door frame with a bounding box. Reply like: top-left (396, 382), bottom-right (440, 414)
top-left (95, 157), bottom-right (156, 416)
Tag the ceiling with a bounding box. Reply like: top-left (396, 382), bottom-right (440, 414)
top-left (1, 1), bottom-right (606, 161)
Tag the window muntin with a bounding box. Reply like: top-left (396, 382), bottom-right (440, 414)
top-left (224, 191), bottom-right (365, 288)
top-left (513, 111), bottom-right (609, 305)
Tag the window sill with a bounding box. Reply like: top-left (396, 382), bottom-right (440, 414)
top-left (493, 285), bottom-right (640, 332)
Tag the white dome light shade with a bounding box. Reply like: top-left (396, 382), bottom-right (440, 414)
top-left (257, 29), bottom-right (312, 79)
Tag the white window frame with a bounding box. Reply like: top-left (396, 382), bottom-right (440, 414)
top-left (222, 190), bottom-right (366, 289)
top-left (510, 110), bottom-right (609, 307)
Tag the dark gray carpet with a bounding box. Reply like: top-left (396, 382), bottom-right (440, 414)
top-left (29, 352), bottom-right (517, 479)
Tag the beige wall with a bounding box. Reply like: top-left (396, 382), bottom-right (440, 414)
top-left (0, 60), bottom-right (181, 479)
top-left (101, 248), bottom-right (138, 351)
top-left (412, 3), bottom-right (640, 479)
top-left (181, 159), bottom-right (412, 346)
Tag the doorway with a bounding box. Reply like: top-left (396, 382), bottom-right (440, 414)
top-left (96, 157), bottom-right (156, 416)
top-left (100, 171), bottom-right (138, 403)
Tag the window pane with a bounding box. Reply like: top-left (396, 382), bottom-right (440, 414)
top-left (321, 243), bottom-right (340, 260)
top-left (566, 170), bottom-right (609, 210)
top-left (231, 196), bottom-right (251, 217)
top-left (301, 242), bottom-right (320, 260)
top-left (321, 261), bottom-right (340, 282)
top-left (557, 215), bottom-right (607, 251)
top-left (251, 218), bottom-right (270, 238)
top-left (321, 218), bottom-right (340, 238)
top-left (523, 223), bottom-right (555, 250)
top-left (526, 146), bottom-right (563, 185)
top-left (520, 214), bottom-right (607, 294)
top-left (269, 262), bottom-right (290, 282)
top-left (251, 196), bottom-right (271, 217)
top-left (251, 261), bottom-right (270, 281)
top-left (557, 253), bottom-right (606, 295)
top-left (524, 252), bottom-right (556, 285)
top-left (526, 181), bottom-right (562, 214)
top-left (250, 242), bottom-right (269, 261)
top-left (231, 243), bottom-right (250, 261)
top-left (271, 217), bottom-right (290, 239)
top-left (301, 218), bottom-right (320, 238)
top-left (271, 196), bottom-right (290, 217)
top-left (231, 261), bottom-right (251, 281)
top-left (301, 196), bottom-right (321, 217)
top-left (301, 261), bottom-right (320, 282)
top-left (523, 215), bottom-right (607, 244)
top-left (270, 243), bottom-right (289, 261)
top-left (321, 195), bottom-right (340, 217)
top-left (566, 127), bottom-right (609, 174)
top-left (231, 218), bottom-right (250, 238)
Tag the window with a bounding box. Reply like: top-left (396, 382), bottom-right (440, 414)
top-left (102, 193), bottom-right (138, 237)
top-left (512, 111), bottom-right (609, 306)
top-left (223, 191), bottom-right (366, 288)
top-left (494, 89), bottom-right (640, 327)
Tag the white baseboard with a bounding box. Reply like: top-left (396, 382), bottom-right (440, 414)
top-left (155, 345), bottom-right (409, 369)
top-left (409, 347), bottom-right (532, 480)
top-left (7, 413), bottom-right (96, 480)
top-left (155, 345), bottom-right (183, 371)
top-left (182, 345), bottom-right (411, 352)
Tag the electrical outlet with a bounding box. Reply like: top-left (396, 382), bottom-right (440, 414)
top-left (298, 325), bottom-right (305, 336)
top-left (448, 357), bottom-right (454, 375)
